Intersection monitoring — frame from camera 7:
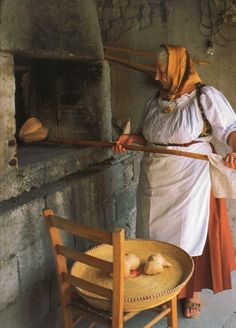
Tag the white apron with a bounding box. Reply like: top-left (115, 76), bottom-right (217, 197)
top-left (136, 142), bottom-right (212, 256)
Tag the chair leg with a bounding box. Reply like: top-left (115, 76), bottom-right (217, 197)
top-left (63, 312), bottom-right (74, 328)
top-left (167, 296), bottom-right (178, 328)
top-left (62, 304), bottom-right (74, 328)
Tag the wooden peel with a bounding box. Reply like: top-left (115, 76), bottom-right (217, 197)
top-left (59, 139), bottom-right (209, 161)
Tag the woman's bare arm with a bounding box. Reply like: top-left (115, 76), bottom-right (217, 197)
top-left (224, 131), bottom-right (236, 169)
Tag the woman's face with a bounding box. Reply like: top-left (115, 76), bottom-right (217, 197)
top-left (155, 50), bottom-right (171, 89)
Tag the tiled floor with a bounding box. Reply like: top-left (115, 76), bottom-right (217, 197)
top-left (76, 270), bottom-right (236, 328)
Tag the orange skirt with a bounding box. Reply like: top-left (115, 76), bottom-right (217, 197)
top-left (178, 193), bottom-right (236, 299)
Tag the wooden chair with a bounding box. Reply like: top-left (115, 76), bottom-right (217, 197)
top-left (43, 208), bottom-right (178, 328)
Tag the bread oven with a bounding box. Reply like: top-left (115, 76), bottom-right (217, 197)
top-left (0, 0), bottom-right (112, 201)
top-left (14, 56), bottom-right (111, 166)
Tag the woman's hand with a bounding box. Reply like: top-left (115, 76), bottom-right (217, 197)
top-left (223, 152), bottom-right (236, 169)
top-left (112, 134), bottom-right (147, 153)
top-left (225, 132), bottom-right (236, 169)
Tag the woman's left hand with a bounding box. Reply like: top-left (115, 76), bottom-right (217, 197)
top-left (223, 152), bottom-right (236, 169)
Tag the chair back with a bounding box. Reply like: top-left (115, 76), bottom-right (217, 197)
top-left (43, 208), bottom-right (125, 328)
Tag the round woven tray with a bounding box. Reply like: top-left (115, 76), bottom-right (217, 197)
top-left (71, 239), bottom-right (194, 311)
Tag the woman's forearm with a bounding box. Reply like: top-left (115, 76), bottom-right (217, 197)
top-left (223, 131), bottom-right (236, 169)
top-left (227, 131), bottom-right (236, 152)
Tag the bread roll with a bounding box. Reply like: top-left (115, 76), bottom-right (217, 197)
top-left (19, 117), bottom-right (49, 143)
top-left (148, 253), bottom-right (171, 267)
top-left (21, 126), bottom-right (49, 143)
top-left (124, 258), bottom-right (131, 278)
top-left (124, 253), bottom-right (140, 270)
top-left (144, 260), bottom-right (164, 275)
top-left (19, 117), bottom-right (42, 139)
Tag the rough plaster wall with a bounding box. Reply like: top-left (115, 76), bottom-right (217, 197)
top-left (95, 0), bottom-right (236, 250)
top-left (0, 0), bottom-right (103, 59)
top-left (0, 53), bottom-right (17, 175)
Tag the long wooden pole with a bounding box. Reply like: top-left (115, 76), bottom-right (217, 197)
top-left (104, 45), bottom-right (154, 57)
top-left (59, 139), bottom-right (209, 161)
top-left (104, 54), bottom-right (155, 74)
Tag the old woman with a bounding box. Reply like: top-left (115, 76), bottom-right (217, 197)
top-left (113, 44), bottom-right (236, 318)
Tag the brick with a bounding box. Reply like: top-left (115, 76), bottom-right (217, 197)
top-left (0, 257), bottom-right (19, 311)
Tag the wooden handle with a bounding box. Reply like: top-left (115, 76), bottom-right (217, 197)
top-left (104, 45), bottom-right (154, 57)
top-left (104, 54), bottom-right (155, 74)
top-left (59, 139), bottom-right (209, 161)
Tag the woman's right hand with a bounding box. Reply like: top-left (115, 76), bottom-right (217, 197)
top-left (112, 134), bottom-right (147, 153)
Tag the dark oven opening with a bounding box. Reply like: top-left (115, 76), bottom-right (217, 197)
top-left (14, 56), bottom-right (108, 166)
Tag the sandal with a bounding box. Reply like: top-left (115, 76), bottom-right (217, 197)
top-left (184, 300), bottom-right (201, 319)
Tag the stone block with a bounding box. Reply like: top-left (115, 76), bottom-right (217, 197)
top-left (104, 198), bottom-right (116, 230)
top-left (123, 161), bottom-right (134, 186)
top-left (0, 257), bottom-right (19, 311)
top-left (141, 3), bottom-right (151, 17)
top-left (0, 278), bottom-right (51, 328)
top-left (139, 14), bottom-right (152, 29)
top-left (111, 0), bottom-right (122, 6)
top-left (0, 53), bottom-right (14, 73)
top-left (0, 199), bottom-right (46, 261)
top-left (132, 0), bottom-right (148, 6)
top-left (125, 209), bottom-right (136, 238)
top-left (124, 7), bottom-right (139, 18)
top-left (102, 7), bottom-right (121, 20)
top-left (132, 153), bottom-right (142, 183)
top-left (103, 163), bottom-right (125, 197)
top-left (17, 238), bottom-right (54, 293)
top-left (116, 185), bottom-right (137, 225)
top-left (148, 0), bottom-right (161, 4)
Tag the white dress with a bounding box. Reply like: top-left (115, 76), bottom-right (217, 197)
top-left (136, 86), bottom-right (236, 256)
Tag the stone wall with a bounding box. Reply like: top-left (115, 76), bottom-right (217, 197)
top-left (0, 53), bottom-right (17, 176)
top-left (0, 1), bottom-right (132, 327)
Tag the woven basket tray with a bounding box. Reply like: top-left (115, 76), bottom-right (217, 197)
top-left (71, 239), bottom-right (194, 311)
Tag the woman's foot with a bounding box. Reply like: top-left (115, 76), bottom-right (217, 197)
top-left (184, 292), bottom-right (201, 319)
